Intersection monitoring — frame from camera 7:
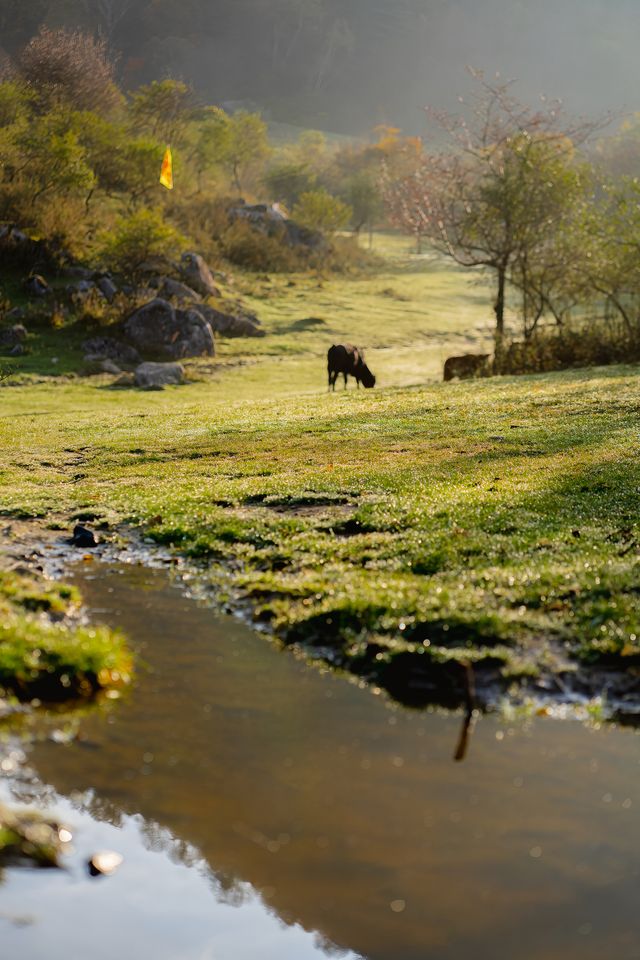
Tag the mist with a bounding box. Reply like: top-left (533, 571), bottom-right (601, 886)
top-left (2, 0), bottom-right (639, 133)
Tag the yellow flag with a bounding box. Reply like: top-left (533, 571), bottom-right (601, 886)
top-left (159, 146), bottom-right (173, 190)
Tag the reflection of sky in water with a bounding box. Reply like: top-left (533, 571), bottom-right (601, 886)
top-left (0, 787), bottom-right (360, 960)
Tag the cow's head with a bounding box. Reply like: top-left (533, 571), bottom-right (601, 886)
top-left (360, 365), bottom-right (376, 388)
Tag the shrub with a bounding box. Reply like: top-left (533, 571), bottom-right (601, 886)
top-left (494, 320), bottom-right (640, 375)
top-left (292, 189), bottom-right (352, 236)
top-left (96, 208), bottom-right (186, 280)
top-left (168, 195), bottom-right (231, 265)
top-left (129, 79), bottom-right (195, 146)
top-left (263, 161), bottom-right (316, 208)
top-left (220, 220), bottom-right (306, 272)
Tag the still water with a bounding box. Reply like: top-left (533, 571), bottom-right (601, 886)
top-left (2, 563), bottom-right (640, 959)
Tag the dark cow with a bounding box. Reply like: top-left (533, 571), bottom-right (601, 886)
top-left (443, 353), bottom-right (491, 382)
top-left (327, 344), bottom-right (376, 391)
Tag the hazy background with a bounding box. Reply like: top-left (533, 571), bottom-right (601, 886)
top-left (1, 0), bottom-right (638, 132)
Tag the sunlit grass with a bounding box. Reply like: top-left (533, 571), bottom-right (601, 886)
top-left (0, 569), bottom-right (132, 701)
top-left (1, 242), bottom-right (639, 700)
top-left (1, 362), bottom-right (639, 689)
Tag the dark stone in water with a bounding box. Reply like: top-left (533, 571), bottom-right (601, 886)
top-left (69, 524), bottom-right (97, 548)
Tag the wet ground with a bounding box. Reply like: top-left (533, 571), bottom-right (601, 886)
top-left (2, 562), bottom-right (640, 959)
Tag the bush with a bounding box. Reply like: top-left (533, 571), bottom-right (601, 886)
top-left (96, 208), bottom-right (186, 280)
top-left (494, 320), bottom-right (640, 375)
top-left (292, 190), bottom-right (352, 236)
top-left (263, 161), bottom-right (316, 208)
top-left (220, 220), bottom-right (307, 272)
top-left (168, 195), bottom-right (230, 265)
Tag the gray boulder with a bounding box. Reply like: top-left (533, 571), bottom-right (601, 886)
top-left (83, 357), bottom-right (122, 376)
top-left (99, 358), bottom-right (121, 375)
top-left (228, 203), bottom-right (327, 251)
top-left (134, 361), bottom-right (185, 389)
top-left (82, 336), bottom-right (141, 368)
top-left (25, 274), bottom-right (51, 298)
top-left (191, 303), bottom-right (264, 338)
top-left (122, 298), bottom-right (215, 360)
top-left (179, 252), bottom-right (220, 298)
top-left (154, 276), bottom-right (202, 303)
top-left (0, 324), bottom-right (28, 354)
top-left (66, 279), bottom-right (94, 299)
top-left (66, 265), bottom-right (93, 281)
top-left (96, 276), bottom-right (118, 303)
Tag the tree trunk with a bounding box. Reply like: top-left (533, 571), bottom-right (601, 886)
top-left (232, 161), bottom-right (242, 195)
top-left (494, 263), bottom-right (506, 341)
top-left (609, 294), bottom-right (633, 336)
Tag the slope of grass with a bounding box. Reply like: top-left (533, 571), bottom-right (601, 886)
top-left (1, 237), bottom-right (638, 708)
top-left (1, 362), bottom-right (639, 706)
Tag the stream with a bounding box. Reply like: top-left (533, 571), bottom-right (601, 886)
top-left (2, 562), bottom-right (640, 959)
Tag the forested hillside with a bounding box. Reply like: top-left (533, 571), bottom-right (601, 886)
top-left (2, 0), bottom-right (639, 132)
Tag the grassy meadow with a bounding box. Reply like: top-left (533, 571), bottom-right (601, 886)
top-left (7, 234), bottom-right (498, 390)
top-left (1, 235), bottom-right (639, 708)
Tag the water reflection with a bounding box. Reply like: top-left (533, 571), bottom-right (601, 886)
top-left (0, 779), bottom-right (355, 960)
top-left (6, 564), bottom-right (640, 960)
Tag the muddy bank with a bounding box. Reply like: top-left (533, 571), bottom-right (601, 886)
top-left (0, 518), bottom-right (132, 704)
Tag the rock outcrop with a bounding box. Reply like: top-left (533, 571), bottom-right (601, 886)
top-left (179, 252), bottom-right (220, 298)
top-left (152, 276), bottom-right (202, 304)
top-left (122, 298), bottom-right (215, 360)
top-left (228, 203), bottom-right (327, 251)
top-left (82, 336), bottom-right (141, 368)
top-left (96, 275), bottom-right (118, 303)
top-left (191, 303), bottom-right (264, 338)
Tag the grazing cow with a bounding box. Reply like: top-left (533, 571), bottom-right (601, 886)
top-left (327, 344), bottom-right (376, 390)
top-left (443, 353), bottom-right (491, 382)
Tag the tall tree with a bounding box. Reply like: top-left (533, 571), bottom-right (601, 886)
top-left (384, 73), bottom-right (604, 340)
top-left (17, 27), bottom-right (122, 114)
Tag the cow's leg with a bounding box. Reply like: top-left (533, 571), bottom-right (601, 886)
top-left (343, 372), bottom-right (348, 389)
top-left (356, 378), bottom-right (360, 389)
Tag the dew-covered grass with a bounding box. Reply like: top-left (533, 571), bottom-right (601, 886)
top-left (0, 569), bottom-right (132, 701)
top-left (1, 361), bottom-right (639, 698)
top-left (1, 238), bottom-right (638, 703)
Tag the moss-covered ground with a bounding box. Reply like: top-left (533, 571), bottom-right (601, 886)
top-left (0, 562), bottom-right (132, 701)
top-left (1, 235), bottom-right (638, 708)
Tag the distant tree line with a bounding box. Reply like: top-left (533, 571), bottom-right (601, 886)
top-left (0, 0), bottom-right (433, 131)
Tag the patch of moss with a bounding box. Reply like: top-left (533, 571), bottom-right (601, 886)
top-left (0, 570), bottom-right (132, 702)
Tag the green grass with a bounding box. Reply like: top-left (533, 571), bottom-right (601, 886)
top-left (1, 235), bottom-right (638, 706)
top-left (0, 569), bottom-right (132, 701)
top-left (3, 233), bottom-right (501, 391)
